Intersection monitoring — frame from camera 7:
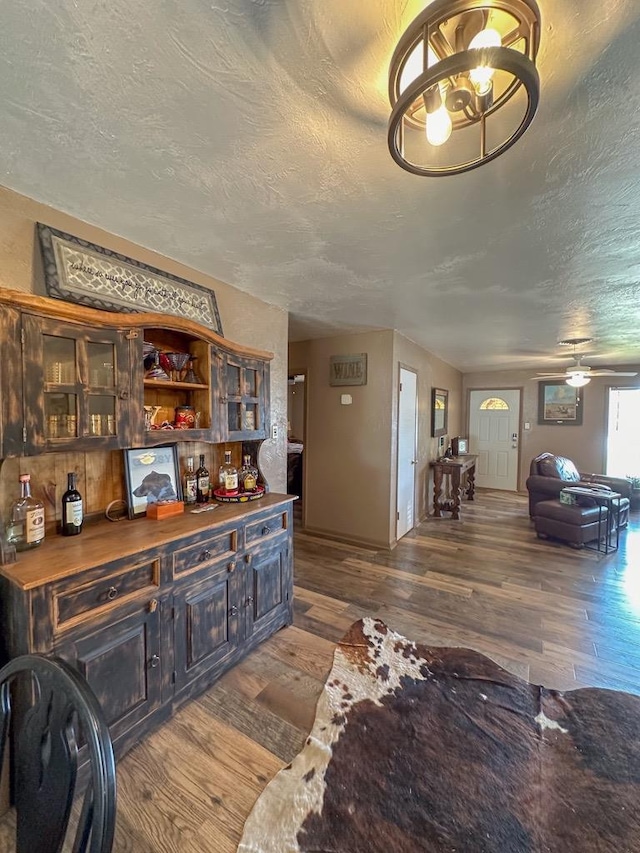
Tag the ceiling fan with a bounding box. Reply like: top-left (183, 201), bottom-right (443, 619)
top-left (535, 338), bottom-right (637, 387)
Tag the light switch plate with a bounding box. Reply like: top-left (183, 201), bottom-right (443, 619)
top-left (341, 394), bottom-right (352, 405)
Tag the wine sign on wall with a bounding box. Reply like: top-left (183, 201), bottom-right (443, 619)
top-left (37, 223), bottom-right (223, 335)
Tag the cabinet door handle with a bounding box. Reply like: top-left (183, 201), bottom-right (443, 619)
top-left (227, 561), bottom-right (237, 573)
top-left (199, 549), bottom-right (211, 562)
top-left (246, 596), bottom-right (254, 607)
top-left (229, 605), bottom-right (238, 616)
top-left (149, 599), bottom-right (158, 613)
top-left (119, 389), bottom-right (129, 400)
top-left (261, 526), bottom-right (271, 535)
top-left (244, 553), bottom-right (253, 565)
top-left (107, 586), bottom-right (119, 601)
top-left (149, 654), bottom-right (160, 668)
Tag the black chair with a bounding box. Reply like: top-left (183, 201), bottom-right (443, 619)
top-left (0, 654), bottom-right (116, 853)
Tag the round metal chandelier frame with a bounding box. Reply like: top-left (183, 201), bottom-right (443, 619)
top-left (387, 0), bottom-right (541, 177)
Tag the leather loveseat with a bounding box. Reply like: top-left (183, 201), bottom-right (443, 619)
top-left (526, 452), bottom-right (631, 518)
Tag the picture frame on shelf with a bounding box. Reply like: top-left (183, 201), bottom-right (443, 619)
top-left (123, 444), bottom-right (183, 519)
top-left (537, 381), bottom-right (583, 426)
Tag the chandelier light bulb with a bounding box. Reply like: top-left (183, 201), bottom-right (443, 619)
top-left (469, 28), bottom-right (502, 92)
top-left (425, 103), bottom-right (452, 146)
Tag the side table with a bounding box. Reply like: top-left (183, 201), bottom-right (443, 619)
top-left (430, 455), bottom-right (477, 520)
top-left (562, 487), bottom-right (623, 554)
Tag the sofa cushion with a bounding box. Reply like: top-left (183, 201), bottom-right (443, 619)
top-left (537, 455), bottom-right (580, 482)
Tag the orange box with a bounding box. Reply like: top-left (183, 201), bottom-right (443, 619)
top-left (146, 500), bottom-right (184, 520)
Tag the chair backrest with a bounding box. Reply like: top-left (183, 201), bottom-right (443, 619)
top-left (0, 654), bottom-right (116, 853)
top-left (529, 452), bottom-right (580, 482)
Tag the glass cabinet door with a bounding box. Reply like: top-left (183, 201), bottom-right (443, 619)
top-left (23, 315), bottom-right (129, 452)
top-left (43, 334), bottom-right (78, 440)
top-left (220, 354), bottom-right (268, 440)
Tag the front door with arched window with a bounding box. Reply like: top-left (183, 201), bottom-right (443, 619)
top-left (468, 389), bottom-right (521, 490)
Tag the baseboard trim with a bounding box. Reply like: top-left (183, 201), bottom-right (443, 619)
top-left (300, 525), bottom-right (393, 552)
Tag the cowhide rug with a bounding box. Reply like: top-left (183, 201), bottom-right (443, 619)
top-left (238, 617), bottom-right (640, 852)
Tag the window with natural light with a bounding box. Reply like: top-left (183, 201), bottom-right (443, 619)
top-left (479, 397), bottom-right (509, 410)
top-left (606, 388), bottom-right (640, 478)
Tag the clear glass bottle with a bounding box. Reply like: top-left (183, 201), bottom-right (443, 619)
top-left (7, 474), bottom-right (45, 551)
top-left (240, 455), bottom-right (258, 493)
top-left (221, 451), bottom-right (238, 495)
top-left (196, 454), bottom-right (210, 504)
top-left (183, 456), bottom-right (197, 505)
top-left (61, 472), bottom-right (83, 536)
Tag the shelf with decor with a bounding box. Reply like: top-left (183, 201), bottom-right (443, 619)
top-left (139, 327), bottom-right (213, 444)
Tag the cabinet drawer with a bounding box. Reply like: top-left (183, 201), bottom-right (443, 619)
top-left (173, 528), bottom-right (238, 577)
top-left (245, 510), bottom-right (288, 545)
top-left (55, 559), bottom-right (160, 629)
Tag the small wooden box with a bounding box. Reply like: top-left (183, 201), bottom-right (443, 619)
top-left (146, 501), bottom-right (184, 520)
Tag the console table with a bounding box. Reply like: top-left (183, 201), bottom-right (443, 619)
top-left (430, 455), bottom-right (477, 520)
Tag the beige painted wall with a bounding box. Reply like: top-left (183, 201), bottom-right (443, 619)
top-left (289, 330), bottom-right (463, 548)
top-left (391, 333), bottom-right (463, 530)
top-left (463, 369), bottom-right (640, 491)
top-left (289, 331), bottom-right (395, 548)
top-left (0, 185), bottom-right (288, 492)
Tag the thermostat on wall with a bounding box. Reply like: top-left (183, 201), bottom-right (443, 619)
top-left (341, 394), bottom-right (352, 405)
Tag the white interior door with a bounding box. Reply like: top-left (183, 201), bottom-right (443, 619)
top-left (469, 389), bottom-right (520, 491)
top-left (397, 368), bottom-right (418, 539)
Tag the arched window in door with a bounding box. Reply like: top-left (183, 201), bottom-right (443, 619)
top-left (479, 397), bottom-right (510, 410)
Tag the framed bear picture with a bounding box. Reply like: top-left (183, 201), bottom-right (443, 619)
top-left (123, 444), bottom-right (182, 518)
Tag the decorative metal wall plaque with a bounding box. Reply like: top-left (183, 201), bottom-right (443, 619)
top-left (329, 353), bottom-right (367, 386)
top-left (37, 224), bottom-right (223, 335)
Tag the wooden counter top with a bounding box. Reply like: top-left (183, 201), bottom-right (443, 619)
top-left (1, 493), bottom-right (294, 590)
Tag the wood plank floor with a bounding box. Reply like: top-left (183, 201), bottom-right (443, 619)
top-left (3, 489), bottom-right (640, 851)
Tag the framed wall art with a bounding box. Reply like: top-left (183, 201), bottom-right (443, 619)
top-left (329, 354), bottom-right (367, 386)
top-left (537, 381), bottom-right (583, 426)
top-left (37, 223), bottom-right (223, 335)
top-left (123, 444), bottom-right (182, 519)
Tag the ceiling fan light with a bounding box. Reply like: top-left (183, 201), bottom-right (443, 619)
top-left (566, 374), bottom-right (590, 388)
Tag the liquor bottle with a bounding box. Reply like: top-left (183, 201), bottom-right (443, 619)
top-left (183, 456), bottom-right (197, 504)
top-left (240, 455), bottom-right (258, 493)
top-left (61, 472), bottom-right (83, 536)
top-left (221, 451), bottom-right (238, 494)
top-left (7, 474), bottom-right (45, 551)
top-left (196, 454), bottom-right (210, 503)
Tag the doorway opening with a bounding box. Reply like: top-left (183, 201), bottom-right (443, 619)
top-left (396, 366), bottom-right (418, 541)
top-left (606, 387), bottom-right (640, 478)
top-left (287, 371), bottom-right (306, 524)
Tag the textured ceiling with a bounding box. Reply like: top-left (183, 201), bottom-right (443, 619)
top-left (1, 0), bottom-right (640, 372)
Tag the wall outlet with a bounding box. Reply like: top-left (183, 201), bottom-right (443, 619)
top-left (271, 424), bottom-right (278, 439)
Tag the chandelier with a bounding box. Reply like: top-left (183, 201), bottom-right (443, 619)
top-left (388, 0), bottom-right (541, 176)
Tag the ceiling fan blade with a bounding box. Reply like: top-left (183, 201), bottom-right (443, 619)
top-left (588, 370), bottom-right (638, 377)
top-left (534, 373), bottom-right (571, 379)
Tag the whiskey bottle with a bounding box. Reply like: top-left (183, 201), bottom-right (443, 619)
top-left (240, 455), bottom-right (258, 492)
top-left (183, 456), bottom-right (197, 505)
top-left (7, 474), bottom-right (45, 551)
top-left (61, 472), bottom-right (83, 536)
top-left (221, 450), bottom-right (238, 494)
top-left (196, 454), bottom-right (210, 503)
